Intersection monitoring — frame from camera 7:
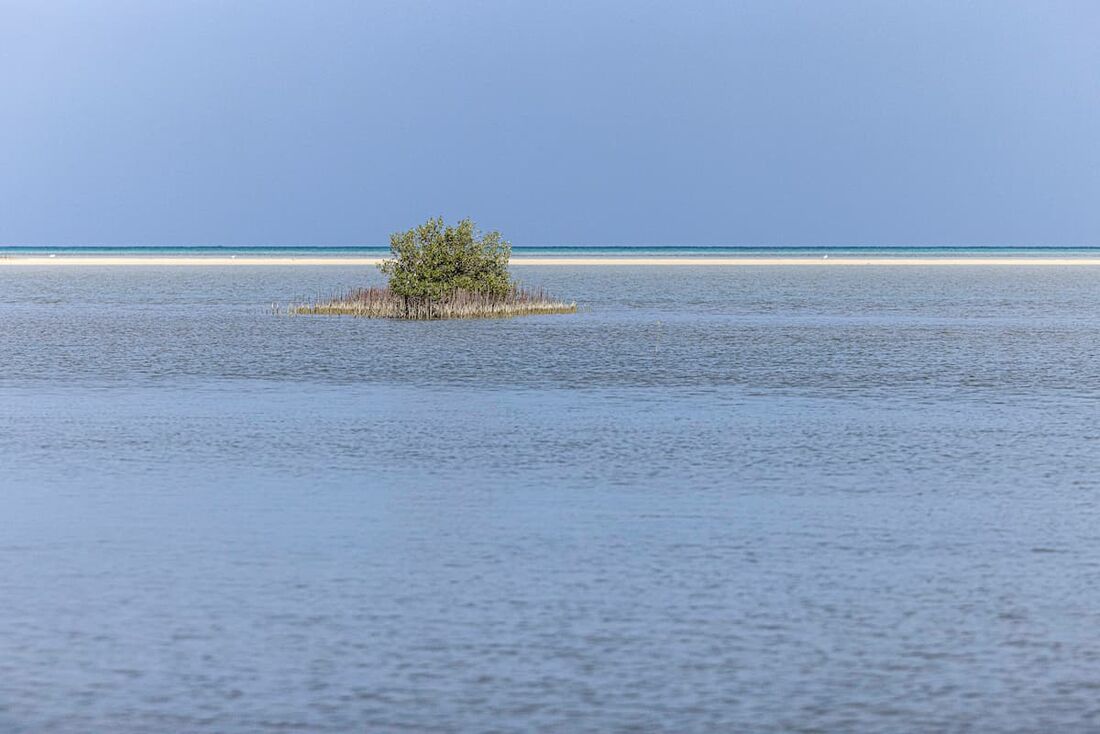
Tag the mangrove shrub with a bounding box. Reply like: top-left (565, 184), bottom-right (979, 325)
top-left (379, 217), bottom-right (512, 301)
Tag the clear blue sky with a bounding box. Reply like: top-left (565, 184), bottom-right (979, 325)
top-left (2, 0), bottom-right (1098, 246)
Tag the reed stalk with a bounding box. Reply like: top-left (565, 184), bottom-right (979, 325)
top-left (293, 285), bottom-right (576, 319)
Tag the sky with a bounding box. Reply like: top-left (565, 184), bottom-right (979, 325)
top-left (1, 0), bottom-right (1098, 246)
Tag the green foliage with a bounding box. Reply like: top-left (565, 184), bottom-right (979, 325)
top-left (379, 217), bottom-right (513, 301)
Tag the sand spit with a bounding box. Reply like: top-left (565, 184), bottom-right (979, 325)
top-left (5, 256), bottom-right (1100, 266)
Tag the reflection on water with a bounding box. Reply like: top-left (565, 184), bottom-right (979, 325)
top-left (2, 265), bottom-right (1100, 732)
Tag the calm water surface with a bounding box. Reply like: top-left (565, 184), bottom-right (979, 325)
top-left (3, 265), bottom-right (1100, 732)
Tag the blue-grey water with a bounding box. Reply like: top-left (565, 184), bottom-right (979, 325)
top-left (3, 263), bottom-right (1100, 732)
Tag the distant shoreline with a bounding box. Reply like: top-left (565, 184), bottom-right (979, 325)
top-left (5, 255), bottom-right (1100, 266)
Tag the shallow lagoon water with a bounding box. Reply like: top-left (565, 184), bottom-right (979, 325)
top-left (3, 265), bottom-right (1100, 732)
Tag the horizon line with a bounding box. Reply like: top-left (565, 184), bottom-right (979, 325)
top-left (4, 243), bottom-right (1100, 250)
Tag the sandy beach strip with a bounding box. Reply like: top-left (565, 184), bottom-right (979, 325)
top-left (4, 256), bottom-right (1100, 266)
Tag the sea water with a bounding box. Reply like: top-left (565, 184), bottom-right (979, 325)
top-left (2, 263), bottom-right (1100, 732)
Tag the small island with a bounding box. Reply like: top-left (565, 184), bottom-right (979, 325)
top-left (295, 218), bottom-right (577, 319)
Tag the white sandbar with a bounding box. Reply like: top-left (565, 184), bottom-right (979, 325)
top-left (4, 256), bottom-right (1100, 266)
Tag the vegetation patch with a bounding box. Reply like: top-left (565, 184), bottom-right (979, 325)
top-left (294, 217), bottom-right (576, 319)
top-left (295, 285), bottom-right (576, 319)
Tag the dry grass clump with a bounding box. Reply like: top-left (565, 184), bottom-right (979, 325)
top-left (293, 285), bottom-right (576, 320)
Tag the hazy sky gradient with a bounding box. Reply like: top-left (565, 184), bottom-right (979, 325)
top-left (2, 0), bottom-right (1098, 245)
